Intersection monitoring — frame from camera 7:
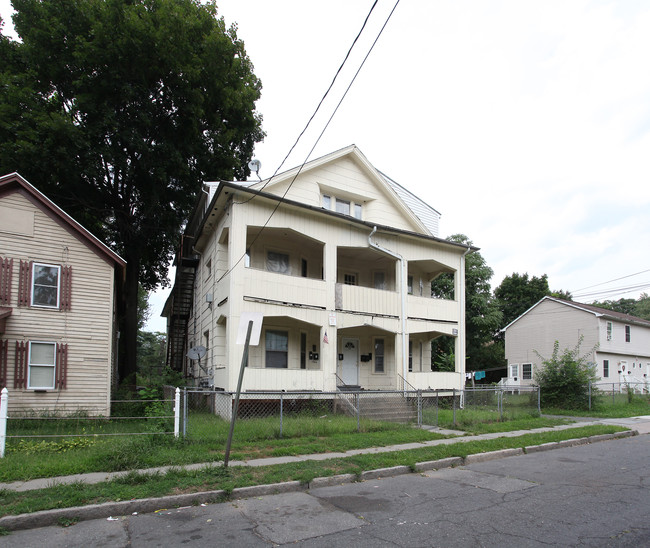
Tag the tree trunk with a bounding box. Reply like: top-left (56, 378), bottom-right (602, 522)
top-left (117, 252), bottom-right (140, 385)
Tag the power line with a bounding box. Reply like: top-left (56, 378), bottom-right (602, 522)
top-left (216, 0), bottom-right (401, 284)
top-left (234, 0), bottom-right (381, 205)
top-left (572, 268), bottom-right (650, 292)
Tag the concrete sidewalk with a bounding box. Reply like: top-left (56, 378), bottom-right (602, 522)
top-left (2, 416), bottom-right (648, 493)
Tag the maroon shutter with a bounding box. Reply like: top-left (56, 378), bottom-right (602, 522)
top-left (56, 343), bottom-right (68, 389)
top-left (0, 257), bottom-right (12, 306)
top-left (18, 260), bottom-right (32, 307)
top-left (0, 339), bottom-right (7, 389)
top-left (61, 266), bottom-right (72, 310)
top-left (14, 341), bottom-right (26, 389)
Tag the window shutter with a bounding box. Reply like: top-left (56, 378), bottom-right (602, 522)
top-left (61, 266), bottom-right (72, 310)
top-left (18, 260), bottom-right (32, 307)
top-left (14, 341), bottom-right (27, 389)
top-left (56, 343), bottom-right (68, 389)
top-left (0, 339), bottom-right (7, 389)
top-left (0, 257), bottom-right (13, 306)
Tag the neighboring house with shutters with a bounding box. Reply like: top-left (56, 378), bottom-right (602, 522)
top-left (501, 296), bottom-right (650, 388)
top-left (163, 145), bottom-right (472, 397)
top-left (0, 173), bottom-right (125, 415)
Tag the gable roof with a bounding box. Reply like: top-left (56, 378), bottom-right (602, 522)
top-left (0, 173), bottom-right (126, 269)
top-left (502, 295), bottom-right (650, 332)
top-left (247, 145), bottom-right (436, 236)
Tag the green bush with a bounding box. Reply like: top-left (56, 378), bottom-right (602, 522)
top-left (535, 337), bottom-right (599, 410)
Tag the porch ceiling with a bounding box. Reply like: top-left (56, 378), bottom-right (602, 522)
top-left (337, 246), bottom-right (394, 267)
top-left (410, 258), bottom-right (454, 279)
top-left (246, 226), bottom-right (324, 246)
top-left (261, 315), bottom-right (321, 329)
top-left (338, 323), bottom-right (396, 335)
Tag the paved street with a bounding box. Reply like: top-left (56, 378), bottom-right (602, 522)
top-left (4, 433), bottom-right (649, 547)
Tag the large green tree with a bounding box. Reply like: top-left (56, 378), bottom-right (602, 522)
top-left (1, 0), bottom-right (264, 381)
top-left (494, 273), bottom-right (552, 328)
top-left (431, 235), bottom-right (503, 372)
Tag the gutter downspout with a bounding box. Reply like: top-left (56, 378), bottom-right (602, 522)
top-left (368, 227), bottom-right (408, 390)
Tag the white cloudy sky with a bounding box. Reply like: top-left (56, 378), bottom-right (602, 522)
top-left (2, 1), bottom-right (650, 332)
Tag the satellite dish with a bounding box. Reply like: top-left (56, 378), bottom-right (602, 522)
top-left (187, 346), bottom-right (207, 361)
top-left (248, 159), bottom-right (261, 173)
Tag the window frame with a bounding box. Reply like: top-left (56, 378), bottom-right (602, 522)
top-left (606, 321), bottom-right (613, 341)
top-left (625, 325), bottom-right (631, 342)
top-left (510, 364), bottom-right (519, 378)
top-left (522, 363), bottom-right (532, 380)
top-left (265, 329), bottom-right (289, 369)
top-left (374, 338), bottom-right (385, 374)
top-left (31, 262), bottom-right (61, 309)
top-left (603, 359), bottom-right (609, 378)
top-left (27, 341), bottom-right (57, 390)
top-left (266, 249), bottom-right (290, 275)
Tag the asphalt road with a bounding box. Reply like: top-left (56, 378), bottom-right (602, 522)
top-left (4, 434), bottom-right (649, 547)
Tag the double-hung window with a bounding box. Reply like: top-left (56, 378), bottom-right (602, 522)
top-left (32, 263), bottom-right (60, 308)
top-left (28, 341), bottom-right (57, 389)
top-left (522, 363), bottom-right (532, 380)
top-left (625, 325), bottom-right (631, 342)
top-left (266, 330), bottom-right (288, 368)
top-left (603, 359), bottom-right (609, 378)
top-left (606, 322), bottom-right (613, 341)
top-left (510, 364), bottom-right (519, 378)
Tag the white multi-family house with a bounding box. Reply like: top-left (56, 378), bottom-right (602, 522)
top-left (502, 296), bottom-right (650, 388)
top-left (163, 145), bottom-right (472, 396)
top-left (0, 173), bottom-right (125, 415)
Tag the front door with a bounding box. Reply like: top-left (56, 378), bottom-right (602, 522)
top-left (341, 338), bottom-right (359, 385)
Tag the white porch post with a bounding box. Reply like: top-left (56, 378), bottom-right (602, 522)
top-left (0, 387), bottom-right (8, 458)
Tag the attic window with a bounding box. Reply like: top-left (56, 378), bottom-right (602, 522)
top-left (321, 193), bottom-right (362, 220)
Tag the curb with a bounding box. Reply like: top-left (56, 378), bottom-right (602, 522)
top-left (0, 429), bottom-right (638, 532)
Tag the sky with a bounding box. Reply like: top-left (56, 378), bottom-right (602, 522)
top-left (2, 0), bottom-right (649, 333)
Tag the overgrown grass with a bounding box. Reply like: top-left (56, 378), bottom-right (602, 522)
top-left (544, 394), bottom-right (650, 418)
top-left (0, 424), bottom-right (627, 518)
top-left (0, 415), bottom-right (442, 483)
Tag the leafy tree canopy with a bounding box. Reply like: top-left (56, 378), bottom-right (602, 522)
top-left (431, 235), bottom-right (503, 372)
top-left (1, 0), bottom-right (264, 380)
top-left (591, 297), bottom-right (639, 317)
top-left (494, 272), bottom-right (551, 328)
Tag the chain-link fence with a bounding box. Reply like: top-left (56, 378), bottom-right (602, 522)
top-left (177, 386), bottom-right (542, 441)
top-left (589, 380), bottom-right (650, 410)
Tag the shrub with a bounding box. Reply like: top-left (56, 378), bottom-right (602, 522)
top-left (535, 337), bottom-right (599, 410)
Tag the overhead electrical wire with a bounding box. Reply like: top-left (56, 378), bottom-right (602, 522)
top-left (216, 0), bottom-right (401, 284)
top-left (233, 0), bottom-right (381, 205)
top-left (571, 268), bottom-right (650, 293)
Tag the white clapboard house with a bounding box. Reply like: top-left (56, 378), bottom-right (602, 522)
top-left (163, 146), bottom-right (472, 402)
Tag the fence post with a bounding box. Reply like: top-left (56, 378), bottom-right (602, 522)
top-left (452, 388), bottom-right (456, 426)
top-left (417, 390), bottom-right (422, 427)
top-left (499, 389), bottom-right (503, 420)
top-left (356, 392), bottom-right (360, 432)
top-left (588, 381), bottom-right (592, 410)
top-left (174, 387), bottom-right (180, 438)
top-left (0, 388), bottom-right (7, 458)
top-left (280, 392), bottom-right (283, 438)
top-left (436, 389), bottom-right (439, 427)
top-left (612, 383), bottom-right (615, 405)
top-left (183, 387), bottom-right (188, 438)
